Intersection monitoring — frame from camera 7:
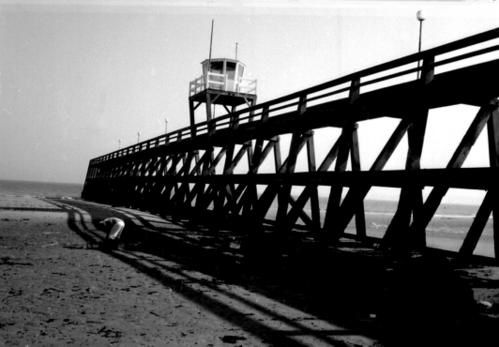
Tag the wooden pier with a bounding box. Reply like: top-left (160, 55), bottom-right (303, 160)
top-left (82, 28), bottom-right (499, 261)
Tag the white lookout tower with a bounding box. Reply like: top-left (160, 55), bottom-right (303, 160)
top-left (188, 56), bottom-right (257, 135)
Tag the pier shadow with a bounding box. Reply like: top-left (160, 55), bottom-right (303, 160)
top-left (45, 198), bottom-right (497, 347)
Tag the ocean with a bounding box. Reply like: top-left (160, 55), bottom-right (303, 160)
top-left (265, 197), bottom-right (494, 258)
top-left (0, 179), bottom-right (83, 198)
top-left (0, 179), bottom-right (493, 258)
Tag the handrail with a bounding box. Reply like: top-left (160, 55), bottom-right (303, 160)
top-left (90, 27), bottom-right (499, 166)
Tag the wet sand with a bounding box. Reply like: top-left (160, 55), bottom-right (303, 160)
top-left (0, 195), bottom-right (383, 346)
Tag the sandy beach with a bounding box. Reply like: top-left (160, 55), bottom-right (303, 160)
top-left (1, 195), bottom-right (388, 347)
top-left (1, 196), bottom-right (260, 346)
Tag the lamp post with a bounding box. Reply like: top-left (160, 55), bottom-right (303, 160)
top-left (416, 10), bottom-right (426, 79)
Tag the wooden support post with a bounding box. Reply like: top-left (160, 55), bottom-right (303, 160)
top-left (459, 192), bottom-right (492, 258)
top-left (189, 98), bottom-right (196, 137)
top-left (323, 78), bottom-right (360, 239)
top-left (172, 151), bottom-right (196, 205)
top-left (273, 136), bottom-right (282, 172)
top-left (195, 146), bottom-right (217, 210)
top-left (253, 135), bottom-right (309, 223)
top-left (276, 95), bottom-right (308, 233)
top-left (283, 129), bottom-right (343, 231)
top-left (409, 103), bottom-right (493, 234)
top-left (229, 105), bottom-right (239, 129)
top-left (350, 124), bottom-right (366, 239)
top-left (239, 135), bottom-right (275, 218)
top-left (189, 150), bottom-right (211, 176)
top-left (276, 132), bottom-right (302, 231)
top-left (406, 108), bottom-right (428, 248)
top-left (205, 93), bottom-right (214, 135)
top-left (217, 105), bottom-right (240, 218)
top-left (241, 106), bottom-right (269, 218)
top-left (323, 128), bottom-right (350, 237)
top-left (383, 56), bottom-right (433, 252)
top-left (487, 102), bottom-right (499, 261)
top-left (220, 141), bottom-right (235, 217)
top-left (306, 132), bottom-right (321, 233)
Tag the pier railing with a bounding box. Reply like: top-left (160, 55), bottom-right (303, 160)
top-left (91, 27), bottom-right (499, 166)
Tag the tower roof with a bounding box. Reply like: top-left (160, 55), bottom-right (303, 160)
top-left (201, 58), bottom-right (246, 67)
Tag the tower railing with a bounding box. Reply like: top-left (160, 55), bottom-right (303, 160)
top-left (189, 72), bottom-right (257, 96)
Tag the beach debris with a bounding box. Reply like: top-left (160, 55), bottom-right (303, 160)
top-left (62, 318), bottom-right (78, 325)
top-left (43, 231), bottom-right (59, 235)
top-left (0, 321), bottom-right (16, 329)
top-left (41, 287), bottom-right (64, 295)
top-left (6, 288), bottom-right (23, 297)
top-left (97, 326), bottom-right (122, 339)
top-left (0, 257), bottom-right (33, 266)
top-left (220, 335), bottom-right (246, 344)
top-left (478, 300), bottom-right (493, 310)
top-left (229, 241), bottom-right (240, 249)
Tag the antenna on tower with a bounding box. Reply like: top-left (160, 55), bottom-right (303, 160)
top-left (208, 19), bottom-right (214, 66)
top-left (235, 42), bottom-right (239, 60)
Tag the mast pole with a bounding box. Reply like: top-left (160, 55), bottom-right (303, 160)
top-left (208, 19), bottom-right (214, 66)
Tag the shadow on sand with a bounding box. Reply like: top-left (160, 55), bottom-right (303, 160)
top-left (46, 198), bottom-right (497, 347)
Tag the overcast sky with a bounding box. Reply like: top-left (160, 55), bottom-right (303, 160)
top-left (0, 0), bottom-right (498, 199)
